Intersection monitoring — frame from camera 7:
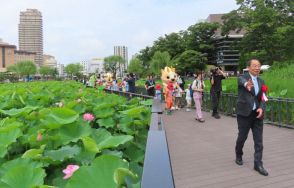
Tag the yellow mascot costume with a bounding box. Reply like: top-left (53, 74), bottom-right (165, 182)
top-left (161, 67), bottom-right (178, 94)
top-left (103, 73), bottom-right (113, 89)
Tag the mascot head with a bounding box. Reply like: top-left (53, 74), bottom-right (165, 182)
top-left (103, 72), bottom-right (113, 83)
top-left (161, 67), bottom-right (177, 83)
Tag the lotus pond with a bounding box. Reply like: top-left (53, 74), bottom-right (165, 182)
top-left (0, 81), bottom-right (152, 188)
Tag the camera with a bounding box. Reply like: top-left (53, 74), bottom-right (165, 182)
top-left (211, 67), bottom-right (222, 73)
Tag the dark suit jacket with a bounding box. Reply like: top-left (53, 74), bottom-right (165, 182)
top-left (236, 73), bottom-right (266, 117)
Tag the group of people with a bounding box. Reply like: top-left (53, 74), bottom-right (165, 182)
top-left (82, 73), bottom-right (136, 93)
top-left (165, 59), bottom-right (270, 176)
top-left (144, 75), bottom-right (186, 114)
top-left (161, 67), bottom-right (227, 121)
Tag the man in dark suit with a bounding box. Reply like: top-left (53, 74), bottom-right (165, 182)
top-left (235, 59), bottom-right (268, 176)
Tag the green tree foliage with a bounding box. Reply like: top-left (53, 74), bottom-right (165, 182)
top-left (183, 22), bottom-right (219, 53)
top-left (103, 55), bottom-right (125, 77)
top-left (173, 50), bottom-right (207, 75)
top-left (65, 64), bottom-right (83, 79)
top-left (137, 22), bottom-right (219, 74)
top-left (152, 32), bottom-right (186, 59)
top-left (127, 58), bottom-right (144, 77)
top-left (150, 51), bottom-right (171, 76)
top-left (7, 61), bottom-right (37, 78)
top-left (222, 0), bottom-right (294, 64)
top-left (39, 66), bottom-right (58, 79)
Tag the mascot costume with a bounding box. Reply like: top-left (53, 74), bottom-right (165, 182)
top-left (161, 67), bottom-right (181, 110)
top-left (103, 73), bottom-right (113, 89)
top-left (161, 67), bottom-right (178, 94)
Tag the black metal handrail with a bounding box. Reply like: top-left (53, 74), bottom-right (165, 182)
top-left (202, 92), bottom-right (294, 128)
top-left (103, 88), bottom-right (153, 100)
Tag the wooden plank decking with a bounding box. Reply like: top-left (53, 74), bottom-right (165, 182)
top-left (162, 109), bottom-right (294, 188)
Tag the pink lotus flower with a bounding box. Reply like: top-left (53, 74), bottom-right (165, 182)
top-left (37, 133), bottom-right (42, 141)
top-left (63, 164), bottom-right (80, 179)
top-left (83, 113), bottom-right (95, 121)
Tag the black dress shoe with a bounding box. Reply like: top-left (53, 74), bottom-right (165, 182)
top-left (254, 165), bottom-right (269, 176)
top-left (235, 158), bottom-right (243, 165)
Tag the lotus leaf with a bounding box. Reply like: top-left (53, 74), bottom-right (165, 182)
top-left (48, 108), bottom-right (79, 125)
top-left (44, 145), bottom-right (81, 161)
top-left (94, 108), bottom-right (115, 119)
top-left (114, 168), bottom-right (138, 187)
top-left (124, 143), bottom-right (145, 163)
top-left (22, 145), bottom-right (46, 159)
top-left (65, 155), bottom-right (129, 188)
top-left (0, 106), bottom-right (38, 117)
top-left (91, 129), bottom-right (133, 150)
top-left (81, 137), bottom-right (100, 153)
top-left (97, 117), bottom-right (115, 128)
top-left (0, 158), bottom-right (45, 188)
top-left (117, 116), bottom-right (135, 135)
top-left (50, 120), bottom-right (92, 147)
top-left (0, 125), bottom-right (22, 158)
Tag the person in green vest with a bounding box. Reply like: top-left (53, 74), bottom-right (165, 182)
top-left (89, 74), bottom-right (96, 87)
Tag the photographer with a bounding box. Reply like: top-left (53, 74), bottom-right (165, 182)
top-left (210, 67), bottom-right (227, 119)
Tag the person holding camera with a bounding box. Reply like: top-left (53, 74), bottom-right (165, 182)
top-left (210, 67), bottom-right (226, 119)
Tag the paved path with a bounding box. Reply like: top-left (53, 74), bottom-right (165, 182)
top-left (162, 109), bottom-right (294, 188)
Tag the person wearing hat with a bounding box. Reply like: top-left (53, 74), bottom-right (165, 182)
top-left (155, 84), bottom-right (162, 101)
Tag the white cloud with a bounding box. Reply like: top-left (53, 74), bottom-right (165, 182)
top-left (0, 0), bottom-right (238, 64)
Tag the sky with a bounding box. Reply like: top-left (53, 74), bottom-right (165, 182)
top-left (0, 0), bottom-right (238, 65)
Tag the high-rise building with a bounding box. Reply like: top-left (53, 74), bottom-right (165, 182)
top-left (19, 9), bottom-right (43, 67)
top-left (114, 46), bottom-right (128, 77)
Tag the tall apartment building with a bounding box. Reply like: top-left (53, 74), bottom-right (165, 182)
top-left (206, 14), bottom-right (245, 72)
top-left (19, 9), bottom-right (43, 67)
top-left (114, 46), bottom-right (128, 77)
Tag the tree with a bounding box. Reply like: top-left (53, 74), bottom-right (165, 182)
top-left (137, 22), bottom-right (219, 74)
top-left (183, 22), bottom-right (220, 53)
top-left (39, 66), bottom-right (58, 79)
top-left (65, 64), bottom-right (83, 79)
top-left (103, 55), bottom-right (125, 77)
top-left (173, 50), bottom-right (207, 75)
top-left (137, 46), bottom-right (153, 69)
top-left (127, 58), bottom-right (144, 77)
top-left (152, 32), bottom-right (186, 59)
top-left (222, 0), bottom-right (294, 64)
top-left (150, 51), bottom-right (171, 76)
top-left (7, 61), bottom-right (37, 79)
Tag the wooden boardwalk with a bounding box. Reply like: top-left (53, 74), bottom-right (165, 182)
top-left (162, 109), bottom-right (294, 188)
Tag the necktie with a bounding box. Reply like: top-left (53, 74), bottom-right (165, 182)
top-left (252, 77), bottom-right (258, 110)
top-left (253, 77), bottom-right (259, 96)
